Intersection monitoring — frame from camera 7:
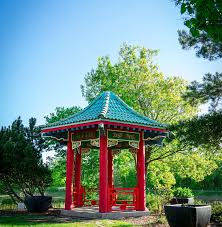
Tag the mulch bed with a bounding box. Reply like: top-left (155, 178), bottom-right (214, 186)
top-left (125, 215), bottom-right (169, 227)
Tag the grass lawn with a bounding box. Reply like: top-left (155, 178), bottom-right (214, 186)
top-left (0, 214), bottom-right (132, 227)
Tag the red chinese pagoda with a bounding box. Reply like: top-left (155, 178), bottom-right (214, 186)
top-left (41, 91), bottom-right (167, 213)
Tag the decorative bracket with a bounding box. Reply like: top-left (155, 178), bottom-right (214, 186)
top-left (90, 139), bottom-right (100, 147)
top-left (129, 141), bottom-right (139, 149)
top-left (108, 139), bottom-right (118, 147)
top-left (72, 141), bottom-right (81, 149)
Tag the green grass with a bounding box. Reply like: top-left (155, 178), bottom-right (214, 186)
top-left (0, 214), bottom-right (132, 227)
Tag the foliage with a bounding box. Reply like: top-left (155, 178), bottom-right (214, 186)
top-left (175, 0), bottom-right (222, 60)
top-left (146, 190), bottom-right (173, 214)
top-left (44, 106), bottom-right (82, 124)
top-left (177, 73), bottom-right (222, 147)
top-left (168, 152), bottom-right (218, 183)
top-left (146, 193), bottom-right (163, 214)
top-left (81, 43), bottom-right (199, 178)
top-left (81, 149), bottom-right (99, 188)
top-left (114, 150), bottom-right (136, 188)
top-left (147, 161), bottom-right (176, 190)
top-left (175, 0), bottom-right (222, 149)
top-left (184, 72), bottom-right (222, 112)
top-left (0, 117), bottom-right (52, 204)
top-left (81, 43), bottom-right (197, 124)
top-left (44, 106), bottom-right (82, 158)
top-left (171, 110), bottom-right (222, 148)
top-left (50, 158), bottom-right (66, 187)
top-left (199, 163), bottom-right (222, 190)
top-left (44, 106), bottom-right (83, 186)
top-left (211, 201), bottom-right (222, 223)
top-left (173, 187), bottom-right (193, 198)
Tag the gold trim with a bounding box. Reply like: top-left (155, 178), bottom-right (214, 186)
top-left (107, 129), bottom-right (140, 142)
top-left (71, 130), bottom-right (99, 142)
top-left (42, 134), bottom-right (68, 142)
top-left (143, 135), bottom-right (166, 141)
top-left (108, 139), bottom-right (118, 147)
top-left (90, 139), bottom-right (100, 147)
top-left (72, 141), bottom-right (81, 149)
top-left (129, 141), bottom-right (139, 149)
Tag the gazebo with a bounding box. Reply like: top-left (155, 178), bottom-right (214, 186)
top-left (41, 91), bottom-right (167, 213)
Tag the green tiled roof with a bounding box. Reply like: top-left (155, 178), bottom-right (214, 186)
top-left (43, 91), bottom-right (165, 129)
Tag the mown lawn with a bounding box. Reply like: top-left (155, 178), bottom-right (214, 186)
top-left (0, 214), bottom-right (132, 227)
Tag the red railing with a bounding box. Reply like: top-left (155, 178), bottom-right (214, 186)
top-left (109, 187), bottom-right (138, 211)
top-left (73, 187), bottom-right (99, 206)
top-left (73, 187), bottom-right (138, 211)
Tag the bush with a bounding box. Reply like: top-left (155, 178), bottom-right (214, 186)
top-left (146, 193), bottom-right (162, 214)
top-left (211, 201), bottom-right (222, 223)
top-left (146, 190), bottom-right (173, 214)
top-left (173, 187), bottom-right (193, 198)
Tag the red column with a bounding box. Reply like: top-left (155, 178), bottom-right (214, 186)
top-left (137, 131), bottom-right (146, 211)
top-left (75, 147), bottom-right (82, 207)
top-left (65, 131), bottom-right (74, 210)
top-left (99, 133), bottom-right (108, 213)
top-left (108, 148), bottom-right (113, 188)
top-left (108, 148), bottom-right (113, 212)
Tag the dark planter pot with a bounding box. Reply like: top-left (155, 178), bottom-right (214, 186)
top-left (164, 204), bottom-right (211, 227)
top-left (170, 197), bottom-right (194, 205)
top-left (24, 196), bottom-right (52, 213)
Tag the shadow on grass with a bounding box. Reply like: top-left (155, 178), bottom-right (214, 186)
top-left (0, 214), bottom-right (132, 227)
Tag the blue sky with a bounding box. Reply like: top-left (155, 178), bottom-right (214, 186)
top-left (0, 0), bottom-right (221, 127)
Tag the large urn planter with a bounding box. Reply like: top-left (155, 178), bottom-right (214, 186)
top-left (24, 196), bottom-right (52, 213)
top-left (164, 204), bottom-right (211, 227)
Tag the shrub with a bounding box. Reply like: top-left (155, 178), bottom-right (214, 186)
top-left (146, 190), bottom-right (173, 214)
top-left (211, 201), bottom-right (222, 223)
top-left (146, 193), bottom-right (162, 214)
top-left (173, 187), bottom-right (193, 198)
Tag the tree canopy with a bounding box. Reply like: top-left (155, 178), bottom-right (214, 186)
top-left (45, 106), bottom-right (82, 124)
top-left (174, 0), bottom-right (222, 148)
top-left (175, 0), bottom-right (222, 60)
top-left (81, 43), bottom-right (198, 124)
top-left (0, 117), bottom-right (52, 203)
top-left (172, 73), bottom-right (222, 148)
top-left (81, 43), bottom-right (199, 178)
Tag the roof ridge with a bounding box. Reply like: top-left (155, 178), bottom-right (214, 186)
top-left (99, 91), bottom-right (110, 118)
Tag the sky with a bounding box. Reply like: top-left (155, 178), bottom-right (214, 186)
top-left (0, 0), bottom-right (221, 127)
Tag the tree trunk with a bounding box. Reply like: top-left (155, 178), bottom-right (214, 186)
top-left (3, 177), bottom-right (23, 203)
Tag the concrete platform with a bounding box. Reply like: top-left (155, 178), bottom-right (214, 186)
top-left (60, 206), bottom-right (149, 219)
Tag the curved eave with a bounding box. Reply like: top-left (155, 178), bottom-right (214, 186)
top-left (41, 119), bottom-right (167, 133)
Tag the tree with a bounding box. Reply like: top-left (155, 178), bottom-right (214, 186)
top-left (174, 0), bottom-right (222, 147)
top-left (171, 73), bottom-right (222, 147)
top-left (0, 117), bottom-right (52, 203)
top-left (45, 106), bottom-right (82, 124)
top-left (44, 106), bottom-right (82, 158)
top-left (175, 0), bottom-right (222, 60)
top-left (184, 72), bottom-right (222, 111)
top-left (81, 43), bottom-right (199, 177)
top-left (44, 106), bottom-right (101, 188)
